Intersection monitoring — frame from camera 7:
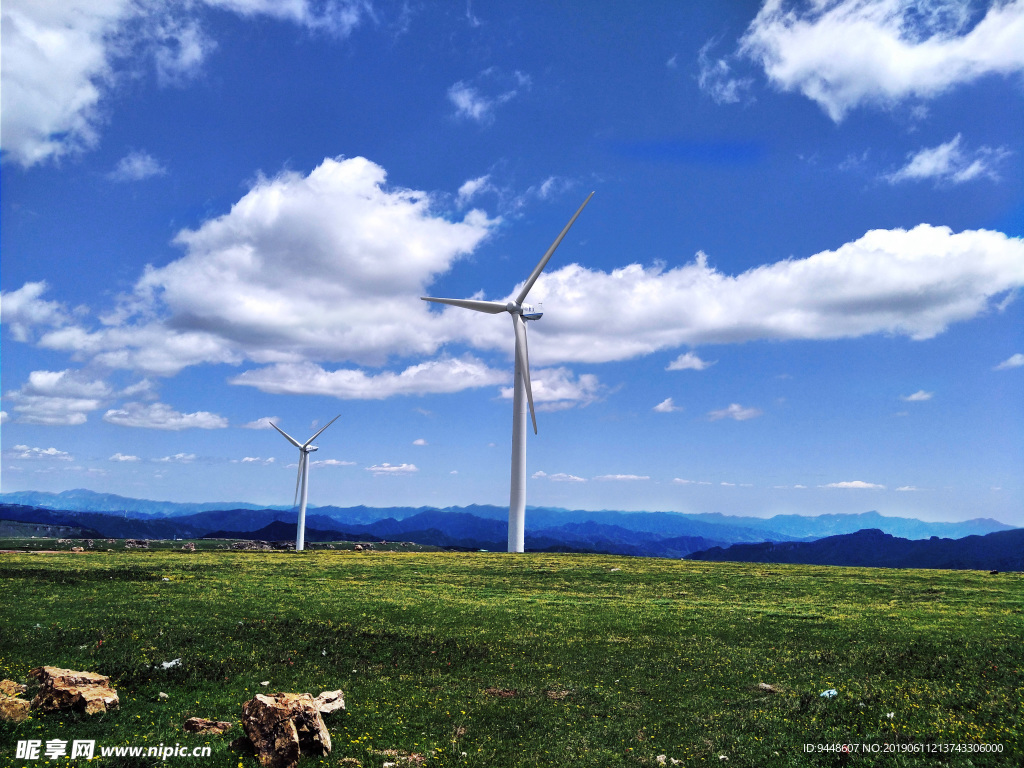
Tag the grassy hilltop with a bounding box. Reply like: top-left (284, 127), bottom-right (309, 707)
top-left (0, 548), bottom-right (1021, 767)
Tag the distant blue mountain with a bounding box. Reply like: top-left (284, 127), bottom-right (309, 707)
top-left (0, 489), bottom-right (283, 517)
top-left (686, 528), bottom-right (1024, 571)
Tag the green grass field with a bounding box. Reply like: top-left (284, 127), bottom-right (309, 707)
top-left (0, 546), bottom-right (1021, 767)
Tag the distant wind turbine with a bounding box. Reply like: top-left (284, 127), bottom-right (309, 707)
top-left (422, 192), bottom-right (594, 552)
top-left (269, 416), bottom-right (340, 551)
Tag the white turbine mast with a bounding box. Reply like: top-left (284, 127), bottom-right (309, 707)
top-left (422, 192), bottom-right (594, 553)
top-left (269, 416), bottom-right (340, 551)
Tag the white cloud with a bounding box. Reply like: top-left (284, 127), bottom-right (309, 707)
top-left (499, 367), bottom-right (604, 411)
top-left (241, 417), bottom-right (279, 429)
top-left (234, 355), bottom-right (506, 399)
top-left (594, 474), bottom-right (650, 481)
top-left (697, 39), bottom-right (753, 104)
top-left (103, 402), bottom-right (228, 430)
top-left (994, 353), bottom-right (1024, 370)
top-left (0, 0), bottom-right (369, 167)
top-left (708, 403), bottom-right (762, 421)
top-left (0, 412), bottom-right (8, 424)
top-left (532, 470), bottom-right (586, 482)
top-left (739, 0), bottom-right (1024, 121)
top-left (506, 226), bottom-right (1024, 364)
top-left (412, 438), bottom-right (428, 446)
top-left (109, 452), bottom-right (140, 462)
top-left (823, 480), bottom-right (886, 489)
top-left (886, 135), bottom-right (1009, 185)
top-left (154, 452), bottom-right (196, 463)
top-left (1, 282), bottom-right (72, 342)
top-left (666, 351), bottom-right (715, 371)
top-left (108, 150), bottom-right (167, 182)
top-left (6, 444), bottom-right (74, 461)
top-left (448, 69), bottom-right (531, 124)
top-left (895, 485), bottom-right (920, 491)
top-left (310, 458), bottom-right (355, 467)
top-left (4, 369), bottom-right (112, 425)
top-left (32, 157), bottom-right (496, 375)
top-left (366, 462), bottom-right (418, 476)
top-left (456, 175), bottom-right (493, 206)
top-left (653, 397), bottom-right (683, 413)
top-left (901, 389), bottom-right (933, 402)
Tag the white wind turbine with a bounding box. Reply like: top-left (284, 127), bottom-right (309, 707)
top-left (269, 416), bottom-right (340, 551)
top-left (422, 192), bottom-right (593, 553)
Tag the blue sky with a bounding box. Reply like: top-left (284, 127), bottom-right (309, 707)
top-left (2, 0), bottom-right (1022, 525)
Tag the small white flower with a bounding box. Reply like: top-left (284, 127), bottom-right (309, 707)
top-left (886, 712), bottom-right (895, 719)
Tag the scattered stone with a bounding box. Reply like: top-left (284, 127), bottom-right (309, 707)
top-left (86, 539), bottom-right (95, 548)
top-left (0, 694), bottom-right (31, 723)
top-left (609, 567), bottom-right (621, 572)
top-left (0, 680), bottom-right (27, 696)
top-left (338, 759), bottom-right (361, 767)
top-left (756, 683), bottom-right (782, 694)
top-left (158, 658), bottom-right (182, 670)
top-left (159, 692), bottom-right (169, 700)
top-left (545, 689), bottom-right (570, 700)
top-left (124, 539), bottom-right (149, 549)
top-left (240, 692), bottom-right (335, 768)
top-left (353, 545), bottom-right (363, 552)
top-left (71, 546), bottom-right (84, 552)
top-left (233, 541), bottom-right (272, 551)
top-left (181, 542), bottom-right (196, 551)
top-left (819, 689), bottom-right (838, 699)
top-left (29, 666), bottom-right (119, 715)
top-left (162, 577), bottom-right (170, 581)
top-left (260, 681), bottom-right (270, 687)
top-left (313, 690), bottom-right (345, 714)
top-left (185, 717), bottom-right (233, 734)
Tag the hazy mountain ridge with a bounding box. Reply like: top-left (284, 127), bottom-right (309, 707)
top-left (3, 489), bottom-right (1011, 541)
top-left (686, 528), bottom-right (1024, 571)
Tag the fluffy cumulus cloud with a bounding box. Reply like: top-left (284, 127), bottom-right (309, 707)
top-left (0, 282), bottom-right (73, 342)
top-left (738, 0), bottom-right (1024, 121)
top-left (653, 397), bottom-right (683, 413)
top-left (103, 402), bottom-right (228, 430)
top-left (110, 452), bottom-right (141, 461)
top-left (233, 356), bottom-right (506, 399)
top-left (886, 135), bottom-right (1009, 184)
top-left (501, 226), bottom-right (1024, 364)
top-left (0, 0), bottom-right (369, 166)
top-left (6, 444), bottom-right (74, 461)
top-left (28, 157), bottom-right (495, 376)
top-left (499, 367), bottom-right (604, 411)
top-left (4, 369), bottom-right (112, 425)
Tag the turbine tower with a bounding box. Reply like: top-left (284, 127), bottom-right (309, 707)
top-left (269, 416), bottom-right (340, 551)
top-left (422, 192), bottom-right (593, 553)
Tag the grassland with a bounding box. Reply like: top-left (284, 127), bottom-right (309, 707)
top-left (0, 545), bottom-right (1021, 767)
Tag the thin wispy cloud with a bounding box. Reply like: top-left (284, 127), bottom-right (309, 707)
top-left (109, 452), bottom-right (141, 462)
top-left (901, 390), bottom-right (933, 402)
top-left (103, 402), bottom-right (228, 430)
top-left (594, 474), bottom-right (650, 482)
top-left (448, 69), bottom-right (530, 124)
top-left (366, 462), bottom-right (418, 476)
top-left (885, 135), bottom-right (1008, 185)
top-left (708, 403), bottom-right (762, 421)
top-left (823, 480), bottom-right (885, 490)
top-left (994, 353), bottom-right (1024, 370)
top-left (532, 470), bottom-right (586, 483)
top-left (108, 151), bottom-right (167, 182)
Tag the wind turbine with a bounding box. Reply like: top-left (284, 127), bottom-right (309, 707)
top-left (269, 416), bottom-right (340, 551)
top-left (422, 192), bottom-right (594, 553)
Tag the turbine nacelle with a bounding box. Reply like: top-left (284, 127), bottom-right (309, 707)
top-left (305, 445), bottom-right (318, 453)
top-left (505, 301), bottom-right (542, 320)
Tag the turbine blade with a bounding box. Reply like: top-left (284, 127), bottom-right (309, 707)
top-left (293, 453), bottom-right (304, 508)
top-left (304, 414), bottom-right (340, 447)
top-left (270, 421), bottom-right (303, 449)
top-left (513, 314), bottom-right (537, 435)
top-left (514, 191), bottom-right (594, 306)
top-left (421, 297), bottom-right (507, 313)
